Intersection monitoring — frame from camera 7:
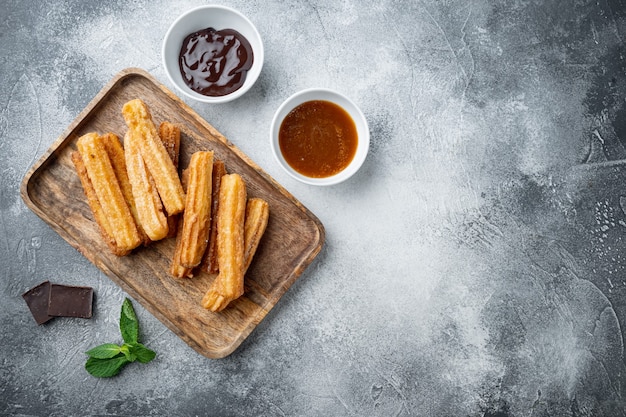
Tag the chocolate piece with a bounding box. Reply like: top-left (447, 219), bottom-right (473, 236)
top-left (48, 284), bottom-right (94, 318)
top-left (22, 281), bottom-right (54, 325)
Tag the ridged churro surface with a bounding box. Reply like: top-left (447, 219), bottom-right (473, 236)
top-left (71, 151), bottom-right (124, 255)
top-left (158, 121), bottom-right (182, 238)
top-left (122, 99), bottom-right (185, 215)
top-left (124, 130), bottom-right (169, 241)
top-left (159, 122), bottom-right (180, 167)
top-left (101, 133), bottom-right (150, 245)
top-left (75, 133), bottom-right (141, 252)
top-left (200, 160), bottom-right (227, 274)
top-left (202, 174), bottom-right (247, 311)
top-left (179, 151), bottom-right (214, 268)
top-left (243, 198), bottom-right (269, 273)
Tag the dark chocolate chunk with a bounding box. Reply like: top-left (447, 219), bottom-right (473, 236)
top-left (22, 281), bottom-right (54, 325)
top-left (47, 284), bottom-right (93, 318)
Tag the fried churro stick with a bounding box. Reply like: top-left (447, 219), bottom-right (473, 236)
top-left (171, 183), bottom-right (269, 281)
top-left (201, 174), bottom-right (247, 312)
top-left (101, 133), bottom-right (150, 245)
top-left (200, 195), bottom-right (268, 273)
top-left (75, 133), bottom-right (141, 253)
top-left (170, 157), bottom-right (215, 278)
top-left (159, 122), bottom-right (180, 167)
top-left (199, 198), bottom-right (269, 305)
top-left (159, 122), bottom-right (182, 238)
top-left (179, 151), bottom-right (214, 268)
top-left (71, 151), bottom-right (126, 256)
top-left (170, 234), bottom-right (193, 278)
top-left (242, 198), bottom-right (269, 272)
top-left (122, 99), bottom-right (185, 215)
top-left (169, 166), bottom-right (194, 278)
top-left (200, 160), bottom-right (227, 274)
top-left (124, 130), bottom-right (169, 241)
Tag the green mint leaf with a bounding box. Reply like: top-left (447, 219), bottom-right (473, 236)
top-left (120, 344), bottom-right (137, 362)
top-left (120, 298), bottom-right (139, 344)
top-left (85, 355), bottom-right (129, 378)
top-left (84, 299), bottom-right (156, 378)
top-left (127, 342), bottom-right (156, 364)
top-left (85, 343), bottom-right (122, 359)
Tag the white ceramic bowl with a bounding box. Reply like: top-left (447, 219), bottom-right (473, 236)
top-left (162, 5), bottom-right (264, 103)
top-left (270, 88), bottom-right (370, 186)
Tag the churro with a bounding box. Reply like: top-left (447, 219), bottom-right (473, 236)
top-left (159, 122), bottom-right (182, 238)
top-left (101, 133), bottom-right (150, 245)
top-left (122, 99), bottom-right (185, 215)
top-left (178, 151), bottom-right (214, 268)
top-left (199, 197), bottom-right (269, 308)
top-left (159, 122), bottom-right (181, 168)
top-left (200, 160), bottom-right (227, 274)
top-left (201, 174), bottom-right (247, 312)
top-left (71, 151), bottom-right (124, 256)
top-left (169, 166), bottom-right (193, 278)
top-left (124, 130), bottom-right (169, 241)
top-left (75, 133), bottom-right (141, 253)
top-left (169, 235), bottom-right (194, 278)
top-left (169, 157), bottom-right (210, 278)
top-left (242, 198), bottom-right (269, 272)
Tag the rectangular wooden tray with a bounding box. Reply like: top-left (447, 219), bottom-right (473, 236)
top-left (20, 68), bottom-right (325, 358)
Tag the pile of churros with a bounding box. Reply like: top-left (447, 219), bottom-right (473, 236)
top-left (71, 99), bottom-right (269, 312)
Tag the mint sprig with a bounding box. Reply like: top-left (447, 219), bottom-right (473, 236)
top-left (85, 298), bottom-right (156, 378)
top-left (85, 355), bottom-right (129, 378)
top-left (120, 298), bottom-right (139, 344)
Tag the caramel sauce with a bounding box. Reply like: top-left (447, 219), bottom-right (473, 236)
top-left (179, 27), bottom-right (253, 97)
top-left (278, 100), bottom-right (358, 178)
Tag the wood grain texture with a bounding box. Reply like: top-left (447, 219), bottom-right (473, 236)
top-left (19, 68), bottom-right (325, 359)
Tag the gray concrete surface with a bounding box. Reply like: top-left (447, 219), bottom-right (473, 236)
top-left (2, 0), bottom-right (626, 415)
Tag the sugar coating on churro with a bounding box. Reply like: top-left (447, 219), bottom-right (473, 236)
top-left (242, 198), bottom-right (269, 273)
top-left (122, 99), bottom-right (186, 216)
top-left (169, 152), bottom-right (215, 278)
top-left (179, 151), bottom-right (214, 268)
top-left (169, 234), bottom-right (194, 279)
top-left (200, 197), bottom-right (269, 311)
top-left (202, 174), bottom-right (247, 312)
top-left (71, 151), bottom-right (124, 255)
top-left (124, 130), bottom-right (169, 241)
top-left (101, 133), bottom-right (150, 245)
top-left (159, 122), bottom-right (180, 168)
top-left (200, 159), bottom-right (227, 274)
top-left (158, 122), bottom-right (182, 239)
top-left (75, 132), bottom-right (141, 253)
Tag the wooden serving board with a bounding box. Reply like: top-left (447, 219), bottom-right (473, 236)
top-left (20, 68), bottom-right (325, 358)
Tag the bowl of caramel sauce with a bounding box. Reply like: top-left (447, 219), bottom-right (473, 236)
top-left (270, 89), bottom-right (370, 186)
top-left (162, 5), bottom-right (263, 103)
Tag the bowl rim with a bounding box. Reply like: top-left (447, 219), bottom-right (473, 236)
top-left (161, 4), bottom-right (264, 104)
top-left (270, 88), bottom-right (370, 186)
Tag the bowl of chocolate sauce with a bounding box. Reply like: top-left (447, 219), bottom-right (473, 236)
top-left (270, 89), bottom-right (370, 186)
top-left (162, 5), bottom-right (263, 103)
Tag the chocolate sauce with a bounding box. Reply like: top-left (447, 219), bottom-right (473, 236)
top-left (179, 27), bottom-right (254, 97)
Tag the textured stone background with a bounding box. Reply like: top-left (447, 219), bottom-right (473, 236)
top-left (2, 0), bottom-right (626, 416)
